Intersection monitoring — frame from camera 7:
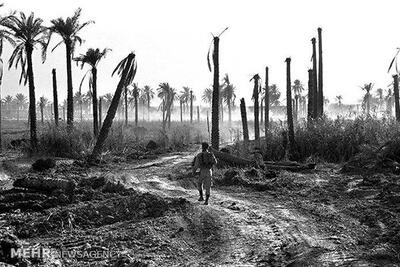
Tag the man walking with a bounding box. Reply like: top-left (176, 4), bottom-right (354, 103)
top-left (192, 142), bottom-right (217, 205)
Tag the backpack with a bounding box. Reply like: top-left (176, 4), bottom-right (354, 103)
top-left (199, 152), bottom-right (215, 169)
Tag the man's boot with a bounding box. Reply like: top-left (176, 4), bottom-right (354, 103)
top-left (198, 190), bottom-right (204, 201)
top-left (204, 194), bottom-right (210, 205)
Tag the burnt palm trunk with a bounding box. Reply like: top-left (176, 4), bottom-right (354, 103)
top-left (26, 44), bottom-right (37, 151)
top-left (52, 69), bottom-right (59, 126)
top-left (65, 42), bottom-right (74, 127)
top-left (311, 38), bottom-right (318, 119)
top-left (227, 97), bottom-right (232, 126)
top-left (197, 106), bottom-right (200, 122)
top-left (307, 69), bottom-right (313, 122)
top-left (394, 75), bottom-right (400, 122)
top-left (240, 98), bottom-right (249, 142)
top-left (318, 28), bottom-right (324, 116)
top-left (124, 86), bottom-right (128, 126)
top-left (40, 105), bottom-right (44, 124)
top-left (260, 98), bottom-right (263, 125)
top-left (92, 67), bottom-right (99, 136)
top-left (180, 99), bottom-right (183, 122)
top-left (190, 90), bottom-right (193, 123)
top-left (285, 58), bottom-right (295, 157)
top-left (147, 93), bottom-right (150, 121)
top-left (91, 54), bottom-right (135, 160)
top-left (211, 37), bottom-right (220, 150)
top-left (253, 75), bottom-right (260, 142)
top-left (98, 97), bottom-right (102, 129)
top-left (265, 67), bottom-right (269, 133)
top-left (135, 93), bottom-right (138, 126)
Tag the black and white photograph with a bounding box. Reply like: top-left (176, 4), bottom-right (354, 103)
top-left (0, 0), bottom-right (400, 266)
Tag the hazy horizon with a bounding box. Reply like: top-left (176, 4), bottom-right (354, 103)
top-left (1, 0), bottom-right (400, 106)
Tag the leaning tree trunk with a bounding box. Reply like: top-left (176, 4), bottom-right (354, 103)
top-left (190, 91), bottom-right (193, 123)
top-left (65, 42), bottom-right (74, 127)
top-left (286, 58), bottom-right (295, 158)
top-left (211, 37), bottom-right (220, 150)
top-left (253, 76), bottom-right (260, 143)
top-left (394, 75), bottom-right (400, 122)
top-left (124, 86), bottom-right (128, 126)
top-left (52, 69), bottom-right (59, 126)
top-left (318, 27), bottom-right (324, 117)
top-left (307, 69), bottom-right (314, 122)
top-left (135, 93), bottom-right (138, 126)
top-left (265, 66), bottom-right (269, 133)
top-left (26, 45), bottom-right (37, 151)
top-left (90, 54), bottom-right (135, 160)
top-left (98, 97), bottom-right (102, 129)
top-left (311, 38), bottom-right (318, 119)
top-left (240, 98), bottom-right (249, 143)
top-left (92, 67), bottom-right (99, 136)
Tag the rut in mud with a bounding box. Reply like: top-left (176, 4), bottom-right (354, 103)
top-left (1, 150), bottom-right (400, 266)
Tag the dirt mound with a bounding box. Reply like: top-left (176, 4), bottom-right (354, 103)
top-left (215, 167), bottom-right (277, 191)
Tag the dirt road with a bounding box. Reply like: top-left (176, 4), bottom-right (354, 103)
top-left (103, 151), bottom-right (376, 266)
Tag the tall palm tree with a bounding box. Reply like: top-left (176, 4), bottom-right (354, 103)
top-left (361, 83), bottom-right (374, 115)
top-left (285, 58), bottom-right (295, 158)
top-left (91, 53), bottom-right (137, 161)
top-left (317, 28), bottom-right (324, 116)
top-left (264, 66), bottom-right (269, 133)
top-left (311, 38), bottom-right (318, 118)
top-left (158, 82), bottom-right (177, 130)
top-left (202, 87), bottom-right (213, 108)
top-left (15, 93), bottom-right (27, 122)
top-left (221, 74), bottom-right (236, 125)
top-left (208, 27), bottom-right (228, 150)
top-left (385, 88), bottom-right (394, 117)
top-left (307, 69), bottom-right (314, 121)
top-left (131, 83), bottom-right (140, 126)
top-left (39, 96), bottom-right (48, 123)
top-left (142, 85), bottom-right (154, 121)
top-left (4, 12), bottom-right (48, 151)
top-left (3, 95), bottom-right (13, 116)
top-left (74, 48), bottom-right (110, 136)
top-left (47, 8), bottom-right (93, 127)
top-left (250, 74), bottom-right (261, 142)
top-left (52, 69), bottom-right (59, 125)
top-left (180, 86), bottom-right (191, 114)
top-left (393, 75), bottom-right (400, 121)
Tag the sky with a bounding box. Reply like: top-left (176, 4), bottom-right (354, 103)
top-left (1, 0), bottom-right (400, 105)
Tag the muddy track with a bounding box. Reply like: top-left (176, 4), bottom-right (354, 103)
top-left (106, 151), bottom-right (373, 266)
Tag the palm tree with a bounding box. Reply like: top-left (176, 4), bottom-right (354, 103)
top-left (158, 83), bottom-right (177, 130)
top-left (74, 48), bottom-right (110, 136)
top-left (269, 84), bottom-right (281, 106)
top-left (131, 83), bottom-right (140, 126)
top-left (361, 83), bottom-right (374, 115)
top-left (103, 93), bottom-right (113, 109)
top-left (208, 27), bottom-right (228, 150)
top-left (311, 38), bottom-right (318, 118)
top-left (142, 85), bottom-right (154, 121)
top-left (52, 69), bottom-right (59, 125)
top-left (292, 79), bottom-right (304, 120)
top-left (250, 74), bottom-right (261, 142)
top-left (336, 95), bottom-right (343, 107)
top-left (91, 53), bottom-right (137, 161)
top-left (240, 98), bottom-right (249, 143)
top-left (385, 88), bottom-right (394, 117)
top-left (376, 88), bottom-right (384, 111)
top-left (3, 95), bottom-right (13, 117)
top-left (73, 90), bottom-right (83, 121)
top-left (307, 69), bottom-right (314, 121)
top-left (47, 8), bottom-right (93, 127)
top-left (14, 93), bottom-right (27, 121)
top-left (221, 74), bottom-right (236, 125)
top-left (4, 12), bottom-right (48, 150)
top-left (180, 86), bottom-right (191, 114)
top-left (202, 87), bottom-right (213, 108)
top-left (393, 75), bottom-right (400, 121)
top-left (264, 66), bottom-right (269, 133)
top-left (39, 96), bottom-right (48, 123)
top-left (318, 28), bottom-right (324, 116)
top-left (285, 58), bottom-right (295, 158)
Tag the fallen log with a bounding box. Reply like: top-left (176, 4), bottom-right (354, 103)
top-left (210, 148), bottom-right (253, 167)
top-left (13, 176), bottom-right (76, 193)
top-left (264, 162), bottom-right (315, 171)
